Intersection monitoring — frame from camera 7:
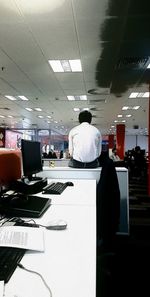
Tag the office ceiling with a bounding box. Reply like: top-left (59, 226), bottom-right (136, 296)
top-left (0, 0), bottom-right (150, 136)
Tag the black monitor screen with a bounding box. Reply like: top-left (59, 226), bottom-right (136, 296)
top-left (21, 139), bottom-right (43, 180)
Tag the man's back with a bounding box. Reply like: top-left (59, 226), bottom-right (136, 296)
top-left (69, 122), bottom-right (101, 163)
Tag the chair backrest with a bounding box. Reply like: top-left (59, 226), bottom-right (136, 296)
top-left (0, 150), bottom-right (22, 186)
top-left (97, 157), bottom-right (120, 245)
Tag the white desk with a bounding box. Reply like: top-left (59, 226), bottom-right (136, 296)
top-left (37, 170), bottom-right (129, 235)
top-left (4, 180), bottom-right (96, 297)
top-left (40, 179), bottom-right (96, 206)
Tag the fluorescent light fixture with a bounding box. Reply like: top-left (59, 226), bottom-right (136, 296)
top-left (80, 95), bottom-right (87, 100)
top-left (49, 59), bottom-right (82, 72)
top-left (54, 121), bottom-right (58, 123)
top-left (126, 114), bottom-right (132, 117)
top-left (142, 92), bottom-right (149, 98)
top-left (117, 114), bottom-right (122, 118)
top-left (137, 93), bottom-right (144, 97)
top-left (69, 59), bottom-right (82, 72)
top-left (129, 92), bottom-right (138, 98)
top-left (83, 107), bottom-right (90, 111)
top-left (8, 115), bottom-right (13, 118)
top-left (48, 60), bottom-right (64, 72)
top-left (67, 96), bottom-right (75, 101)
top-left (35, 108), bottom-right (42, 111)
top-left (5, 95), bottom-right (16, 101)
top-left (47, 116), bottom-right (52, 118)
top-left (61, 60), bottom-right (71, 72)
top-left (38, 115), bottom-right (43, 118)
top-left (47, 121), bottom-right (51, 124)
top-left (111, 125), bottom-right (115, 128)
top-left (129, 92), bottom-right (149, 98)
top-left (122, 106), bottom-right (129, 110)
top-left (122, 120), bottom-right (126, 122)
top-left (67, 95), bottom-right (87, 101)
top-left (0, 115), bottom-right (5, 118)
top-left (25, 108), bottom-right (33, 111)
top-left (114, 120), bottom-right (118, 123)
top-left (18, 96), bottom-right (29, 101)
top-left (147, 64), bottom-right (150, 69)
top-left (74, 108), bottom-right (80, 112)
top-left (133, 106), bottom-right (140, 110)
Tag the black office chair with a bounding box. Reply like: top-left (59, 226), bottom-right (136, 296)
top-left (96, 156), bottom-right (120, 250)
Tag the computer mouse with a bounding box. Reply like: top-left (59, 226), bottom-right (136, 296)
top-left (45, 220), bottom-right (67, 230)
top-left (66, 181), bottom-right (74, 186)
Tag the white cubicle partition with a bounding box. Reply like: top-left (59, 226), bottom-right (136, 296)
top-left (37, 167), bottom-right (129, 235)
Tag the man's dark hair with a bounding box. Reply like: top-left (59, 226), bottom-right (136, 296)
top-left (78, 110), bottom-right (92, 124)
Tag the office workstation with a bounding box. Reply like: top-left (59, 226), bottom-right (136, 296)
top-left (0, 139), bottom-right (129, 297)
top-left (0, 140), bottom-right (97, 297)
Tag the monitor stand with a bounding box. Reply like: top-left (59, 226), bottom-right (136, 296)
top-left (0, 193), bottom-right (51, 218)
top-left (26, 175), bottom-right (43, 182)
top-left (10, 177), bottom-right (47, 195)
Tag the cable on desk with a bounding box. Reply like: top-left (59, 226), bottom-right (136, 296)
top-left (18, 264), bottom-right (52, 297)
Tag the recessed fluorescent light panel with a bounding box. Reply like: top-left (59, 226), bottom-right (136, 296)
top-left (35, 108), bottom-right (42, 111)
top-left (18, 96), bottom-right (29, 101)
top-left (49, 59), bottom-right (82, 72)
top-left (129, 92), bottom-right (149, 98)
top-left (126, 114), bottom-right (132, 117)
top-left (83, 108), bottom-right (90, 111)
top-left (5, 95), bottom-right (16, 101)
top-left (142, 92), bottom-right (149, 98)
top-left (122, 105), bottom-right (140, 110)
top-left (25, 108), bottom-right (33, 111)
top-left (133, 106), bottom-right (140, 110)
top-left (122, 106), bottom-right (129, 110)
top-left (67, 95), bottom-right (87, 101)
top-left (147, 64), bottom-right (150, 69)
top-left (38, 115), bottom-right (43, 118)
top-left (69, 60), bottom-right (82, 72)
top-left (73, 108), bottom-right (80, 112)
top-left (129, 92), bottom-right (139, 98)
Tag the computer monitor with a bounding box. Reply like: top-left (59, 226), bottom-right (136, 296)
top-left (21, 139), bottom-right (43, 181)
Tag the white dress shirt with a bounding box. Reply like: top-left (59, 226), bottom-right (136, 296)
top-left (68, 122), bottom-right (102, 162)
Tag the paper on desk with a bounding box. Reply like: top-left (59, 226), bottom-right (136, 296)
top-left (0, 281), bottom-right (4, 297)
top-left (0, 226), bottom-right (45, 252)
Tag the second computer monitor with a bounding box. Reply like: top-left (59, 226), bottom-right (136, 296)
top-left (21, 139), bottom-right (43, 181)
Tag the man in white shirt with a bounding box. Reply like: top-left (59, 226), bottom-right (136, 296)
top-left (68, 110), bottom-right (102, 168)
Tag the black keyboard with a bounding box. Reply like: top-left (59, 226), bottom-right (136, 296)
top-left (0, 247), bottom-right (26, 283)
top-left (42, 182), bottom-right (68, 194)
top-left (0, 220), bottom-right (39, 283)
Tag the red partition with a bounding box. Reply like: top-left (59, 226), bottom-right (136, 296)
top-left (108, 134), bottom-right (114, 149)
top-left (116, 124), bottom-right (125, 160)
